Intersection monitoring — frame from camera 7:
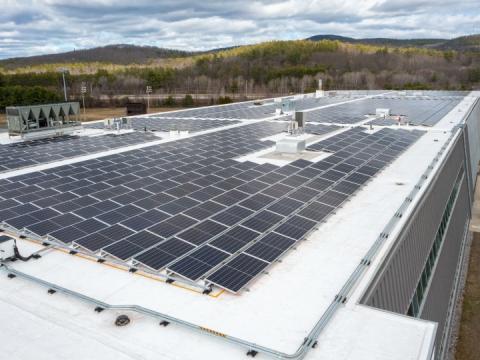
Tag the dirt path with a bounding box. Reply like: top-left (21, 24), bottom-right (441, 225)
top-left (456, 174), bottom-right (480, 360)
top-left (455, 232), bottom-right (480, 360)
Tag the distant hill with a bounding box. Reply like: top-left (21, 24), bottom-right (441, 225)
top-left (438, 35), bottom-right (480, 51)
top-left (0, 44), bottom-right (194, 69)
top-left (1, 34), bottom-right (478, 71)
top-left (307, 34), bottom-right (480, 51)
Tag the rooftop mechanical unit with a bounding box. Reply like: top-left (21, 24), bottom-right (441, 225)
top-left (6, 102), bottom-right (81, 139)
top-left (103, 117), bottom-right (132, 130)
top-left (275, 136), bottom-right (306, 154)
top-left (126, 102), bottom-right (147, 116)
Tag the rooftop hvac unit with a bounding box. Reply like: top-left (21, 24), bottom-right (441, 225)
top-left (6, 102), bottom-right (81, 139)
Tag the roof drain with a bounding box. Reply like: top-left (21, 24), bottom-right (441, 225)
top-left (115, 314), bottom-right (131, 327)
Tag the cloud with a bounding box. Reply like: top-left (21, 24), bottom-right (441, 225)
top-left (0, 0), bottom-right (477, 59)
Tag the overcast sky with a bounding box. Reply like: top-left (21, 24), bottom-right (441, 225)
top-left (0, 0), bottom-right (479, 59)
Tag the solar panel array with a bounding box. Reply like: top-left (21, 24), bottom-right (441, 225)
top-left (204, 127), bottom-right (424, 292)
top-left (1, 91), bottom-right (461, 294)
top-left (304, 123), bottom-right (341, 135)
top-left (365, 118), bottom-right (400, 126)
top-left (131, 118), bottom-right (239, 131)
top-left (304, 96), bottom-right (461, 126)
top-left (85, 118), bottom-right (240, 132)
top-left (402, 90), bottom-right (469, 97)
top-left (370, 96), bottom-right (461, 126)
top-left (293, 95), bottom-right (359, 111)
top-left (0, 132), bottom-right (157, 172)
top-left (0, 121), bottom-right (425, 293)
top-left (0, 121), bottom-right (287, 249)
top-left (153, 102), bottom-right (277, 120)
top-left (151, 96), bottom-right (355, 121)
top-left (303, 103), bottom-right (368, 124)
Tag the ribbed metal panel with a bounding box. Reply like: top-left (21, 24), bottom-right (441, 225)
top-left (362, 134), bottom-right (466, 314)
top-left (420, 174), bottom-right (469, 352)
top-left (465, 99), bottom-right (480, 186)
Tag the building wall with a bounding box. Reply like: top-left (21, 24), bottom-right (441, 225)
top-left (361, 132), bottom-right (470, 357)
top-left (362, 134), bottom-right (466, 310)
top-left (420, 173), bottom-right (469, 355)
top-left (465, 98), bottom-right (480, 187)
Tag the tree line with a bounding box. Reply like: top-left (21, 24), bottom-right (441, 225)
top-left (1, 40), bottom-right (479, 111)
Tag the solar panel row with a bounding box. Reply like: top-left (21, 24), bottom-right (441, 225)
top-left (151, 95), bottom-right (357, 120)
top-left (0, 132), bottom-right (157, 172)
top-left (85, 118), bottom-right (240, 132)
top-left (303, 96), bottom-right (461, 126)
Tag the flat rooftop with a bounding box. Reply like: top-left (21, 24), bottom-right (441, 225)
top-left (0, 90), bottom-right (478, 360)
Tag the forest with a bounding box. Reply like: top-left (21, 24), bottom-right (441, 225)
top-left (1, 38), bottom-right (479, 110)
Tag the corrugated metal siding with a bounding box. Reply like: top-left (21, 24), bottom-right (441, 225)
top-left (465, 99), bottom-right (480, 187)
top-left (420, 174), bottom-right (469, 350)
top-left (362, 134), bottom-right (466, 314)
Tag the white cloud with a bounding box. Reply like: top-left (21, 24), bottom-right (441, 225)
top-left (0, 0), bottom-right (477, 59)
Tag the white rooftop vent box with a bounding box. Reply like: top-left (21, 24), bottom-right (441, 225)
top-left (276, 137), bottom-right (306, 154)
top-left (275, 108), bottom-right (283, 116)
top-left (0, 235), bottom-right (15, 261)
top-left (376, 108), bottom-right (391, 117)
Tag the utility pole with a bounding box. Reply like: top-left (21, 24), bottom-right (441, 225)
top-left (146, 85), bottom-right (152, 113)
top-left (81, 82), bottom-right (87, 121)
top-left (59, 68), bottom-right (68, 101)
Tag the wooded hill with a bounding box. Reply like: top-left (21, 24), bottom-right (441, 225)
top-left (0, 35), bottom-right (479, 109)
top-left (307, 34), bottom-right (480, 52)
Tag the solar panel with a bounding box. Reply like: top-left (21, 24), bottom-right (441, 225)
top-left (207, 254), bottom-right (269, 293)
top-left (167, 245), bottom-right (229, 281)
